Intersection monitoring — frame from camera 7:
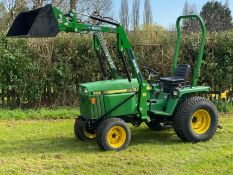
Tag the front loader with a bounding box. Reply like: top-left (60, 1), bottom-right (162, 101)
top-left (7, 5), bottom-right (218, 151)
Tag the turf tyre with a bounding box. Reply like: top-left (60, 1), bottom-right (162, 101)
top-left (74, 118), bottom-right (96, 141)
top-left (173, 96), bottom-right (218, 142)
top-left (96, 118), bottom-right (131, 151)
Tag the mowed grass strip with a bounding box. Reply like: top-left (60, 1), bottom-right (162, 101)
top-left (0, 108), bottom-right (79, 120)
top-left (0, 114), bottom-right (232, 175)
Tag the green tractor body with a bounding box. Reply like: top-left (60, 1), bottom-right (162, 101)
top-left (79, 79), bottom-right (210, 120)
top-left (79, 79), bottom-right (139, 119)
top-left (7, 5), bottom-right (219, 151)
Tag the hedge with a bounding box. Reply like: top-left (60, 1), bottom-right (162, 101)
top-left (0, 30), bottom-right (232, 108)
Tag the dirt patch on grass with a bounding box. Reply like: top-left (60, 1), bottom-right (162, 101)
top-left (0, 160), bottom-right (5, 165)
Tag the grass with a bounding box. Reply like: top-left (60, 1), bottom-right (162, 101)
top-left (0, 114), bottom-right (233, 175)
top-left (0, 107), bottom-right (79, 120)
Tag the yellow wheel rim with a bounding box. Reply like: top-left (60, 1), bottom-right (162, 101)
top-left (107, 126), bottom-right (126, 148)
top-left (83, 127), bottom-right (96, 139)
top-left (191, 109), bottom-right (211, 134)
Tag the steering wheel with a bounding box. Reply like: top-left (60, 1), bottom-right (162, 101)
top-left (142, 67), bottom-right (160, 81)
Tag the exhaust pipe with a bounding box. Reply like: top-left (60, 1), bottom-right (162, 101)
top-left (7, 4), bottom-right (59, 38)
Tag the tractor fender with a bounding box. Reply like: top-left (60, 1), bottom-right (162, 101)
top-left (164, 86), bottom-right (210, 116)
top-left (178, 86), bottom-right (210, 98)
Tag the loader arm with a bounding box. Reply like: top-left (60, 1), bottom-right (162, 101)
top-left (7, 4), bottom-right (148, 120)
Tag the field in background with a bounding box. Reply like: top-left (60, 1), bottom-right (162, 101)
top-left (0, 114), bottom-right (232, 175)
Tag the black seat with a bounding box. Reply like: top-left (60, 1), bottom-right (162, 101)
top-left (160, 64), bottom-right (191, 83)
top-left (160, 64), bottom-right (191, 92)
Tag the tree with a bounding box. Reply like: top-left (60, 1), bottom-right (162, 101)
top-left (132, 0), bottom-right (140, 31)
top-left (225, 0), bottom-right (229, 7)
top-left (31, 0), bottom-right (43, 8)
top-left (0, 2), bottom-right (7, 32)
top-left (183, 1), bottom-right (189, 16)
top-left (77, 0), bottom-right (113, 16)
top-left (182, 1), bottom-right (199, 32)
top-left (200, 1), bottom-right (232, 32)
top-left (119, 0), bottom-right (129, 31)
top-left (3, 0), bottom-right (28, 12)
top-left (143, 0), bottom-right (153, 25)
top-left (1, 0), bottom-right (28, 30)
top-left (24, 1), bottom-right (76, 12)
top-left (0, 2), bottom-right (6, 18)
top-left (70, 0), bottom-right (77, 10)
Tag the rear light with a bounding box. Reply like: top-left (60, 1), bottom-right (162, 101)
top-left (90, 98), bottom-right (97, 104)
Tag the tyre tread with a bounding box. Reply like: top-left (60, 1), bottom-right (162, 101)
top-left (173, 96), bottom-right (218, 142)
top-left (96, 118), bottom-right (131, 151)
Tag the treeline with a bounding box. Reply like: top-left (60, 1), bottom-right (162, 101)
top-left (182, 1), bottom-right (232, 33)
top-left (1, 0), bottom-right (232, 33)
top-left (0, 0), bottom-right (114, 33)
top-left (0, 31), bottom-right (233, 108)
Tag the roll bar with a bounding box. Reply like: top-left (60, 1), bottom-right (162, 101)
top-left (172, 15), bottom-right (207, 86)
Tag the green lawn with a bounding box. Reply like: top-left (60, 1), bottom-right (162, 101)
top-left (0, 114), bottom-right (233, 175)
top-left (0, 108), bottom-right (79, 120)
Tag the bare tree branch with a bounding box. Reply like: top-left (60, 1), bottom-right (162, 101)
top-left (119, 0), bottom-right (129, 31)
top-left (70, 0), bottom-right (77, 10)
top-left (182, 1), bottom-right (199, 32)
top-left (132, 0), bottom-right (140, 31)
top-left (143, 0), bottom-right (153, 25)
top-left (77, 0), bottom-right (113, 16)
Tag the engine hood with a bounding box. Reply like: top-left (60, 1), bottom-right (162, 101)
top-left (79, 79), bottom-right (139, 94)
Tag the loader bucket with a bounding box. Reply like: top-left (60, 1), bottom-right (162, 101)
top-left (7, 4), bottom-right (59, 38)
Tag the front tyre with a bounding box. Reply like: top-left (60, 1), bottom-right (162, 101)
top-left (174, 96), bottom-right (218, 143)
top-left (74, 118), bottom-right (96, 141)
top-left (96, 118), bottom-right (131, 151)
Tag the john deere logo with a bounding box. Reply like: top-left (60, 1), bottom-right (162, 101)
top-left (89, 26), bottom-right (102, 31)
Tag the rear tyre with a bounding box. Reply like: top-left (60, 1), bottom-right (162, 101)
top-left (74, 118), bottom-right (96, 141)
top-left (146, 120), bottom-right (164, 131)
top-left (174, 96), bottom-right (218, 143)
top-left (96, 118), bottom-right (131, 151)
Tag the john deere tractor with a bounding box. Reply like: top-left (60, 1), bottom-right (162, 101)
top-left (7, 5), bottom-right (218, 151)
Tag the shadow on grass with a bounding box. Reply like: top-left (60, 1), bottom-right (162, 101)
top-left (130, 127), bottom-right (182, 146)
top-left (1, 128), bottom-right (182, 154)
top-left (1, 136), bottom-right (99, 155)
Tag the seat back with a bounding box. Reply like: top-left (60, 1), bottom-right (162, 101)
top-left (174, 64), bottom-right (191, 80)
